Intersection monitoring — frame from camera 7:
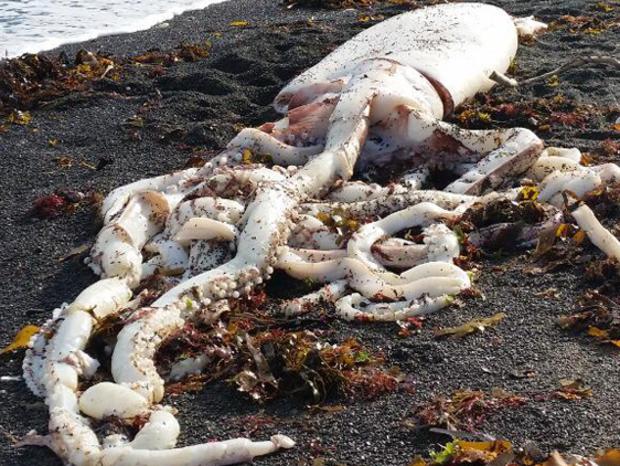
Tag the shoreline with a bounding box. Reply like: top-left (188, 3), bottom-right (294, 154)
top-left (41, 0), bottom-right (357, 59)
top-left (1, 0), bottom-right (230, 59)
top-left (1, 1), bottom-right (619, 465)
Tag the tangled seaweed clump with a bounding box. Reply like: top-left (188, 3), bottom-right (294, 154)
top-left (559, 290), bottom-right (620, 348)
top-left (460, 198), bottom-right (548, 233)
top-left (234, 331), bottom-right (402, 401)
top-left (410, 442), bottom-right (620, 466)
top-left (0, 51), bottom-right (118, 117)
top-left (549, 6), bottom-right (619, 36)
top-left (452, 195), bottom-right (555, 255)
top-left (145, 295), bottom-right (403, 404)
top-left (453, 92), bottom-right (615, 136)
top-left (0, 42), bottom-right (213, 119)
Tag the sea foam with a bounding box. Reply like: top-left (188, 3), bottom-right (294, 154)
top-left (1, 0), bottom-right (226, 59)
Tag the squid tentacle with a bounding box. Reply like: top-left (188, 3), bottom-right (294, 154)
top-left (347, 202), bottom-right (459, 273)
top-left (282, 280), bottom-right (349, 316)
top-left (335, 292), bottom-right (455, 321)
top-left (85, 71), bottom-right (376, 462)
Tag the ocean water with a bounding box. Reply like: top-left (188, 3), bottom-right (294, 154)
top-left (0, 0), bottom-right (225, 59)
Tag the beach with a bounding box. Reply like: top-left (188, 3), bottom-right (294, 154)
top-left (0, 0), bottom-right (619, 465)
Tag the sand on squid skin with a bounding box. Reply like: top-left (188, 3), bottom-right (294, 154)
top-left (0, 0), bottom-right (619, 465)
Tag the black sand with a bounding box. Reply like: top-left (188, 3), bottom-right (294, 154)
top-left (0, 0), bottom-right (619, 465)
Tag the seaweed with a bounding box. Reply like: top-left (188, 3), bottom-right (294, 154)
top-left (0, 41), bottom-right (212, 117)
top-left (452, 92), bottom-right (613, 137)
top-left (550, 378), bottom-right (593, 401)
top-left (154, 300), bottom-right (401, 404)
top-left (283, 0), bottom-right (376, 10)
top-left (316, 208), bottom-right (363, 246)
top-left (549, 13), bottom-right (619, 36)
top-left (132, 42), bottom-right (211, 65)
top-left (434, 313), bottom-right (506, 339)
top-left (461, 199), bottom-right (546, 229)
top-left (242, 331), bottom-right (400, 402)
top-left (32, 189), bottom-right (102, 219)
top-left (558, 290), bottom-right (620, 348)
top-left (0, 325), bottom-right (40, 355)
top-left (411, 389), bottom-right (527, 431)
top-left (409, 442), bottom-right (620, 466)
top-left (0, 51), bottom-right (117, 117)
top-left (410, 382), bottom-right (592, 436)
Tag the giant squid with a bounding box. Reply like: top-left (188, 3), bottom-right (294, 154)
top-left (19, 3), bottom-right (620, 466)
